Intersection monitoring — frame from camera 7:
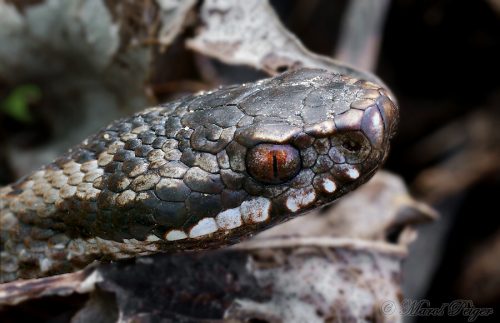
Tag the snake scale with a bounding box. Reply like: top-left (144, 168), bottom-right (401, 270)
top-left (0, 68), bottom-right (398, 283)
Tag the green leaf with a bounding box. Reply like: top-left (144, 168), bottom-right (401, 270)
top-left (0, 84), bottom-right (41, 123)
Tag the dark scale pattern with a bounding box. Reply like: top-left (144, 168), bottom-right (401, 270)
top-left (0, 68), bottom-right (399, 282)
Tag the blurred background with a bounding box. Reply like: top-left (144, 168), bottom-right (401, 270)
top-left (0, 0), bottom-right (499, 322)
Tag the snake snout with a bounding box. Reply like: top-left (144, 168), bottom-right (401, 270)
top-left (376, 95), bottom-right (399, 141)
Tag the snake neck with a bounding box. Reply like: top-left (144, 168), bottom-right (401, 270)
top-left (0, 181), bottom-right (162, 283)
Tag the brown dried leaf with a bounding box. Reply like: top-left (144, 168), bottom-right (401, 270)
top-left (187, 0), bottom-right (383, 85)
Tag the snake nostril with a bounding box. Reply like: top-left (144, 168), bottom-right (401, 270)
top-left (330, 132), bottom-right (371, 164)
top-left (341, 139), bottom-right (361, 152)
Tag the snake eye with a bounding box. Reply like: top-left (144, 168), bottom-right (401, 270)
top-left (246, 144), bottom-right (301, 184)
top-left (330, 132), bottom-right (371, 164)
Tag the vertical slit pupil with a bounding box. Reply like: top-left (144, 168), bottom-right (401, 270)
top-left (272, 151), bottom-right (278, 178)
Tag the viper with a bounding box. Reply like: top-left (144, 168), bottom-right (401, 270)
top-left (0, 68), bottom-right (398, 283)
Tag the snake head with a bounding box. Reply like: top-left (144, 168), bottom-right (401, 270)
top-left (122, 68), bottom-right (399, 245)
top-left (222, 69), bottom-right (399, 228)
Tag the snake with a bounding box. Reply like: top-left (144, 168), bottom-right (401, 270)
top-left (0, 68), bottom-right (398, 283)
